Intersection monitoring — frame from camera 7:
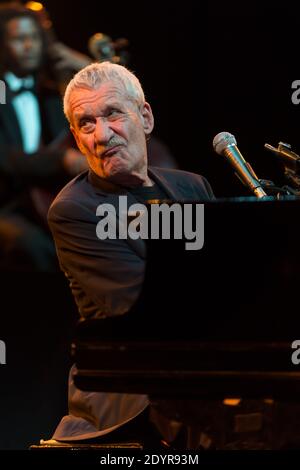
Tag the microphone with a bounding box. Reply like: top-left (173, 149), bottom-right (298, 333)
top-left (213, 132), bottom-right (267, 198)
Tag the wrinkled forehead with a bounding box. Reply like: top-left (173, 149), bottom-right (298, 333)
top-left (69, 82), bottom-right (137, 121)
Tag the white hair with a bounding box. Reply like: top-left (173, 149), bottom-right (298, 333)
top-left (63, 61), bottom-right (145, 122)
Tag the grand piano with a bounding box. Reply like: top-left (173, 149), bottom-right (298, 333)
top-left (72, 197), bottom-right (300, 448)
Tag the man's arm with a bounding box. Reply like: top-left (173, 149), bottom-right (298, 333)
top-left (0, 146), bottom-right (66, 181)
top-left (0, 145), bottom-right (88, 208)
top-left (48, 198), bottom-right (145, 319)
top-left (200, 175), bottom-right (215, 200)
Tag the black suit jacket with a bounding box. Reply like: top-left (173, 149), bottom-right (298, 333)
top-left (0, 79), bottom-right (71, 208)
top-left (48, 166), bottom-right (214, 320)
top-left (47, 166), bottom-right (214, 441)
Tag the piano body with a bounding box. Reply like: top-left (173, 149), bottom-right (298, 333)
top-left (72, 197), bottom-right (300, 447)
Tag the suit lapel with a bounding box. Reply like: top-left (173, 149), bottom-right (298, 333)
top-left (148, 167), bottom-right (190, 200)
top-left (88, 168), bottom-right (193, 260)
top-left (0, 86), bottom-right (23, 147)
top-left (88, 171), bottom-right (146, 260)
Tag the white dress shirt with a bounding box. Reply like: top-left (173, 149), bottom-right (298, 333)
top-left (5, 71), bottom-right (41, 154)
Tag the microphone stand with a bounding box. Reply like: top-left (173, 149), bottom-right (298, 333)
top-left (258, 179), bottom-right (298, 199)
top-left (264, 142), bottom-right (300, 198)
top-left (234, 161), bottom-right (290, 199)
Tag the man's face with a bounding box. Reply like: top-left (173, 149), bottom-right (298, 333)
top-left (69, 81), bottom-right (154, 184)
top-left (4, 17), bottom-right (43, 76)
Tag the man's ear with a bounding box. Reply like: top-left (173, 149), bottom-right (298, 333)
top-left (140, 102), bottom-right (154, 136)
top-left (70, 126), bottom-right (86, 155)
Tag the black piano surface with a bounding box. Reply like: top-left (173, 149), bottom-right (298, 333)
top-left (73, 197), bottom-right (300, 399)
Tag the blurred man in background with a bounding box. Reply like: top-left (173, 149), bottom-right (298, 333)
top-left (0, 2), bottom-right (90, 271)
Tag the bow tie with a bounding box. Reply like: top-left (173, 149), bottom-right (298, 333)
top-left (4, 72), bottom-right (36, 98)
top-left (10, 84), bottom-right (36, 97)
top-left (8, 75), bottom-right (36, 97)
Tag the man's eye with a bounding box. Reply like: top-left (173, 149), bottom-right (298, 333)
top-left (80, 120), bottom-right (94, 130)
top-left (107, 109), bottom-right (121, 118)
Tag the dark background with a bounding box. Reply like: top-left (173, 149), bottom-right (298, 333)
top-left (42, 0), bottom-right (300, 197)
top-left (1, 0), bottom-right (300, 450)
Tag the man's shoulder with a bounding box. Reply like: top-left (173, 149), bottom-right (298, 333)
top-left (149, 166), bottom-right (215, 200)
top-left (150, 166), bottom-right (208, 183)
top-left (48, 170), bottom-right (91, 221)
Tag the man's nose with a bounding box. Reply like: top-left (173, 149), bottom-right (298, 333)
top-left (94, 118), bottom-right (114, 144)
top-left (23, 37), bottom-right (34, 51)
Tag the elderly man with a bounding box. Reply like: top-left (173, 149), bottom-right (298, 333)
top-left (47, 61), bottom-right (214, 444)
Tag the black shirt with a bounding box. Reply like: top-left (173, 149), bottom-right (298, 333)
top-left (128, 182), bottom-right (169, 204)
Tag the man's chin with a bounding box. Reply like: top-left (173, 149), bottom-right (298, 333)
top-left (23, 62), bottom-right (40, 73)
top-left (105, 165), bottom-right (137, 185)
top-left (104, 159), bottom-right (128, 177)
top-left (18, 58), bottom-right (41, 74)
top-left (106, 168), bottom-right (128, 181)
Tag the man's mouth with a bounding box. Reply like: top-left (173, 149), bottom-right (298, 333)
top-left (23, 54), bottom-right (39, 61)
top-left (102, 145), bottom-right (123, 157)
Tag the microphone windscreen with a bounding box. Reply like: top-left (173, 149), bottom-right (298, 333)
top-left (213, 132), bottom-right (237, 155)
